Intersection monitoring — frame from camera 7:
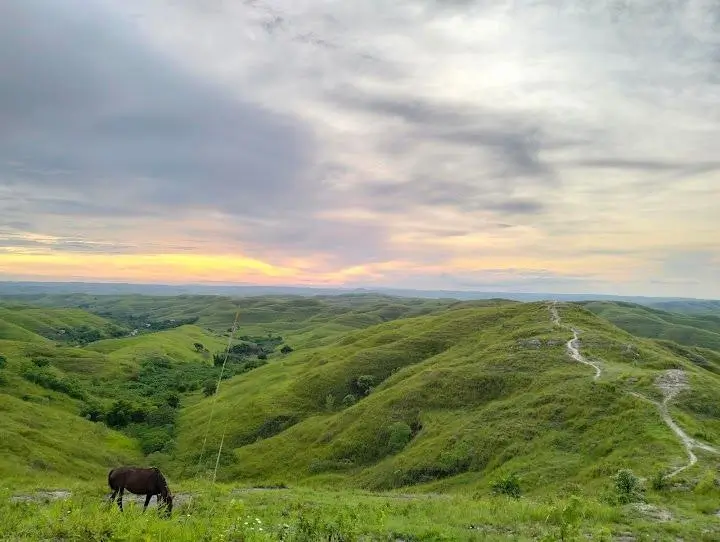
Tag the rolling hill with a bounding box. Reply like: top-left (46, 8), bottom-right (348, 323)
top-left (582, 301), bottom-right (720, 352)
top-left (3, 293), bottom-right (720, 540)
top-left (177, 300), bottom-right (720, 497)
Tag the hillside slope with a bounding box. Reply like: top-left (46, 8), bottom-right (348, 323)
top-left (176, 301), bottom-right (720, 494)
top-left (1, 293), bottom-right (457, 347)
top-left (582, 301), bottom-right (720, 352)
top-left (0, 307), bottom-right (233, 486)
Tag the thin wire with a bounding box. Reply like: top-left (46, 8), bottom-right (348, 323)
top-left (193, 308), bottom-right (240, 479)
top-left (212, 418), bottom-right (229, 485)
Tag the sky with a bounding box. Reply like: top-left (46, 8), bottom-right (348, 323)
top-left (0, 0), bottom-right (718, 298)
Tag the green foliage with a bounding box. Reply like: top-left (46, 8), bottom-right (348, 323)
top-left (0, 354), bottom-right (7, 369)
top-left (281, 345), bottom-right (294, 354)
top-left (21, 366), bottom-right (86, 400)
top-left (694, 468), bottom-right (718, 495)
top-left (613, 469), bottom-right (644, 504)
top-left (386, 421), bottom-right (413, 454)
top-left (650, 470), bottom-right (668, 491)
top-left (341, 394), bottom-right (356, 408)
top-left (491, 473), bottom-right (522, 499)
top-left (193, 342), bottom-right (205, 352)
top-left (203, 380), bottom-right (217, 397)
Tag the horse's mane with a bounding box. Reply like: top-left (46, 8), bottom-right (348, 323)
top-left (152, 467), bottom-right (171, 495)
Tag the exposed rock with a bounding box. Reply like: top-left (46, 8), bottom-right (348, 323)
top-left (517, 338), bottom-right (542, 349)
top-left (630, 503), bottom-right (673, 522)
top-left (10, 490), bottom-right (71, 503)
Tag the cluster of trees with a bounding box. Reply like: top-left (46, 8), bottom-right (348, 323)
top-left (52, 324), bottom-right (126, 345)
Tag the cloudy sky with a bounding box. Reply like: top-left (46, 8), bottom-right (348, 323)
top-left (0, 0), bottom-right (718, 297)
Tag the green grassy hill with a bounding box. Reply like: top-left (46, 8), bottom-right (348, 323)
top-left (176, 300), bottom-right (720, 497)
top-left (0, 295), bottom-right (455, 487)
top-left (1, 293), bottom-right (455, 345)
top-left (646, 299), bottom-right (720, 317)
top-left (582, 301), bottom-right (720, 352)
top-left (3, 295), bottom-right (720, 539)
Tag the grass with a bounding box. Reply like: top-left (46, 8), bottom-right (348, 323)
top-left (582, 301), bottom-right (720, 352)
top-left (3, 293), bottom-right (720, 539)
top-left (174, 301), bottom-right (719, 498)
top-left (3, 481), bottom-right (720, 541)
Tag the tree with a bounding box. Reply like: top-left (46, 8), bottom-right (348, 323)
top-left (203, 380), bottom-right (217, 397)
top-left (354, 375), bottom-right (376, 396)
top-left (166, 393), bottom-right (180, 408)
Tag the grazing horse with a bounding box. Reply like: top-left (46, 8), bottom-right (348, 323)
top-left (108, 466), bottom-right (174, 517)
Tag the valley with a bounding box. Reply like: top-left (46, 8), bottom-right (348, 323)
top-left (1, 292), bottom-right (720, 540)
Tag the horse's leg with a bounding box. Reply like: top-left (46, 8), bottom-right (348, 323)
top-left (117, 487), bottom-right (125, 512)
top-left (143, 494), bottom-right (152, 512)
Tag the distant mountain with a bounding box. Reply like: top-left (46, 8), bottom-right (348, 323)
top-left (0, 280), bottom-right (713, 304)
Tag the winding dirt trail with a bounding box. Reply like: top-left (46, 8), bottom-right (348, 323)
top-left (549, 302), bottom-right (601, 380)
top-left (549, 302), bottom-right (719, 477)
top-left (631, 370), bottom-right (719, 478)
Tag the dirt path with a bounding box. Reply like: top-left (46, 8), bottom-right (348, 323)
top-left (631, 370), bottom-right (719, 478)
top-left (549, 302), bottom-right (601, 380)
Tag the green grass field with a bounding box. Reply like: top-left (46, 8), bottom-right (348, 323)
top-left (582, 301), bottom-right (720, 352)
top-left (2, 293), bottom-right (720, 540)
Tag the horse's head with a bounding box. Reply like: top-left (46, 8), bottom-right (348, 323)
top-left (161, 490), bottom-right (173, 517)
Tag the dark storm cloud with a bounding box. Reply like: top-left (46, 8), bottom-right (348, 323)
top-left (0, 0), bottom-right (317, 222)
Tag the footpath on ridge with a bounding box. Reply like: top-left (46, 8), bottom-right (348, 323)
top-left (549, 301), bottom-right (719, 479)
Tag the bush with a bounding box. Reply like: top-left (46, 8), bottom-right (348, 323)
top-left (203, 380), bottom-right (217, 397)
top-left (280, 345), bottom-right (294, 354)
top-left (651, 470), bottom-right (668, 491)
top-left (614, 468), bottom-right (644, 504)
top-left (386, 421), bottom-right (413, 454)
top-left (342, 394), bottom-right (356, 408)
top-left (353, 375), bottom-right (375, 396)
top-left (0, 355), bottom-right (6, 369)
top-left (491, 473), bottom-right (522, 499)
top-left (694, 469), bottom-right (718, 495)
top-left (31, 357), bottom-right (52, 367)
top-left (80, 401), bottom-right (105, 422)
top-left (166, 393), bottom-right (180, 408)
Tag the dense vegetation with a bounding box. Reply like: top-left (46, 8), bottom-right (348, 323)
top-left (1, 292), bottom-right (720, 540)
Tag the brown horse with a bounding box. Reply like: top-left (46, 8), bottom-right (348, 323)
top-left (108, 466), bottom-right (173, 517)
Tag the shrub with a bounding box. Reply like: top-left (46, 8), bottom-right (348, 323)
top-left (203, 380), bottom-right (217, 397)
top-left (386, 421), bottom-right (413, 454)
top-left (342, 394), bottom-right (356, 408)
top-left (80, 401), bottom-right (105, 422)
top-left (651, 470), bottom-right (668, 491)
top-left (0, 354), bottom-right (6, 369)
top-left (193, 342), bottom-right (205, 352)
top-left (353, 375), bottom-right (375, 396)
top-left (166, 393), bottom-right (180, 408)
top-left (325, 393), bottom-right (336, 411)
top-left (491, 473), bottom-right (522, 499)
top-left (31, 357), bottom-right (52, 367)
top-left (613, 468), bottom-right (644, 504)
top-left (694, 469), bottom-right (718, 495)
top-left (280, 345), bottom-right (294, 354)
